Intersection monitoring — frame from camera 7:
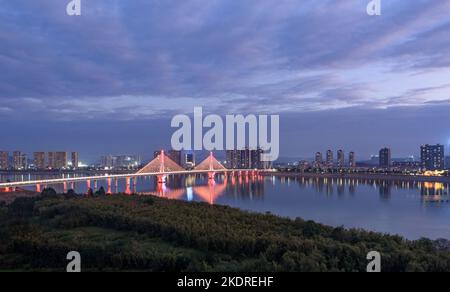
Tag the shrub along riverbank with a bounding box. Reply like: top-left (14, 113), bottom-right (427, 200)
top-left (0, 192), bottom-right (449, 272)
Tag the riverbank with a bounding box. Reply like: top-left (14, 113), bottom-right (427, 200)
top-left (265, 172), bottom-right (450, 183)
top-left (1, 194), bottom-right (450, 272)
top-left (0, 189), bottom-right (39, 204)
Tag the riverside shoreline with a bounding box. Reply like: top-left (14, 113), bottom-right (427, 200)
top-left (263, 172), bottom-right (450, 183)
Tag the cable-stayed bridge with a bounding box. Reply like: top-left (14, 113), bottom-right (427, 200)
top-left (0, 151), bottom-right (262, 193)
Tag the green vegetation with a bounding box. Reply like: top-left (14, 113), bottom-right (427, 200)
top-left (0, 193), bottom-right (449, 272)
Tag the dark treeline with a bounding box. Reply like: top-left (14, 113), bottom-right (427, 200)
top-left (1, 190), bottom-right (450, 272)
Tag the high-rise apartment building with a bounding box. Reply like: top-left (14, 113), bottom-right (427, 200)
top-left (227, 149), bottom-right (246, 169)
top-left (421, 144), bottom-right (445, 170)
top-left (315, 152), bottom-right (323, 167)
top-left (0, 151), bottom-right (8, 170)
top-left (445, 156), bottom-right (450, 169)
top-left (55, 152), bottom-right (67, 169)
top-left (48, 152), bottom-right (54, 169)
top-left (326, 150), bottom-right (334, 167)
top-left (226, 148), bottom-right (263, 169)
top-left (13, 151), bottom-right (28, 170)
top-left (13, 151), bottom-right (27, 170)
top-left (101, 155), bottom-right (116, 168)
top-left (349, 152), bottom-right (356, 168)
top-left (337, 150), bottom-right (345, 168)
top-left (71, 152), bottom-right (79, 169)
top-left (13, 151), bottom-right (21, 170)
top-left (33, 152), bottom-right (46, 170)
top-left (226, 150), bottom-right (236, 169)
top-left (242, 149), bottom-right (250, 169)
top-left (48, 152), bottom-right (67, 169)
top-left (379, 148), bottom-right (392, 169)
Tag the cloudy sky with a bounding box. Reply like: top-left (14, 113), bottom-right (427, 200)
top-left (1, 0), bottom-right (450, 162)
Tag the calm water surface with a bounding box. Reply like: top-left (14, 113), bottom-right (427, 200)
top-left (2, 173), bottom-right (450, 240)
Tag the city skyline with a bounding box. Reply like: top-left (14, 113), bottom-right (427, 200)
top-left (0, 142), bottom-right (448, 167)
top-left (1, 1), bottom-right (450, 160)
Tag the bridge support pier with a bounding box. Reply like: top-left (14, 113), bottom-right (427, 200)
top-left (36, 184), bottom-right (41, 193)
top-left (86, 180), bottom-right (91, 190)
top-left (157, 175), bottom-right (166, 184)
top-left (63, 182), bottom-right (68, 193)
top-left (125, 177), bottom-right (131, 195)
top-left (207, 179), bottom-right (216, 205)
top-left (156, 183), bottom-right (164, 197)
top-left (208, 172), bottom-right (216, 180)
top-left (107, 178), bottom-right (112, 195)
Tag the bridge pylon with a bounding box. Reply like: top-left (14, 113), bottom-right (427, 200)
top-left (136, 150), bottom-right (185, 183)
top-left (194, 152), bottom-right (227, 181)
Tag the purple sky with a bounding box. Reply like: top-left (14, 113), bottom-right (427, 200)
top-left (1, 0), bottom-right (450, 163)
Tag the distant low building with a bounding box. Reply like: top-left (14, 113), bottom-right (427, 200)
top-left (184, 153), bottom-right (195, 168)
top-left (101, 154), bottom-right (141, 169)
top-left (369, 155), bottom-right (379, 165)
top-left (297, 160), bottom-right (310, 171)
top-left (392, 161), bottom-right (422, 170)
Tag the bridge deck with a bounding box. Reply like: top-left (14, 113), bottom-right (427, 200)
top-left (0, 169), bottom-right (260, 188)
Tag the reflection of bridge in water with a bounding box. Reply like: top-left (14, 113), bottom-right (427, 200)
top-left (0, 151), bottom-right (265, 195)
top-left (137, 171), bottom-right (265, 205)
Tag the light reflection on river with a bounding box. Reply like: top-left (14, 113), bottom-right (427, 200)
top-left (2, 173), bottom-right (450, 240)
